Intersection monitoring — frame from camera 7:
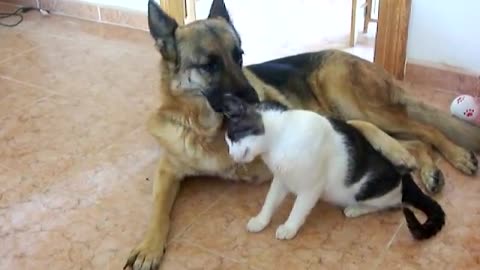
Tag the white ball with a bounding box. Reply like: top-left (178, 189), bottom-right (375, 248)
top-left (450, 95), bottom-right (479, 123)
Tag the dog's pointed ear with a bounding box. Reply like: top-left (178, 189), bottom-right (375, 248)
top-left (223, 94), bottom-right (247, 119)
top-left (208, 0), bottom-right (232, 23)
top-left (148, 0), bottom-right (178, 62)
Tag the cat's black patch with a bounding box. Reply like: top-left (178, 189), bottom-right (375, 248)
top-left (223, 94), bottom-right (265, 143)
top-left (225, 107), bottom-right (264, 143)
top-left (327, 118), bottom-right (402, 201)
top-left (225, 100), bottom-right (285, 143)
top-left (355, 172), bottom-right (401, 201)
top-left (226, 118), bottom-right (264, 143)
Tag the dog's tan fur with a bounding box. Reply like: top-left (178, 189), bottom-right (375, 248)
top-left (125, 1), bottom-right (479, 269)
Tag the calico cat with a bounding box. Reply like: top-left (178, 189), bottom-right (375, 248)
top-left (222, 94), bottom-right (445, 240)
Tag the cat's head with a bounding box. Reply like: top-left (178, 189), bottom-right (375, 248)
top-left (222, 94), bottom-right (288, 163)
top-left (223, 94), bottom-right (266, 163)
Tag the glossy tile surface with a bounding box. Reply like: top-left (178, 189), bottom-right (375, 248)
top-left (0, 7), bottom-right (478, 270)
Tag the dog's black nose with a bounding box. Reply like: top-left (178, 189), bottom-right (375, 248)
top-left (235, 86), bottom-right (259, 104)
top-left (203, 89), bottom-right (225, 112)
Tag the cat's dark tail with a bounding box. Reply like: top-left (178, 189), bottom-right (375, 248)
top-left (401, 174), bottom-right (445, 240)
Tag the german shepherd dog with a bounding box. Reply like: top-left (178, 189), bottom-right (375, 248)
top-left (125, 0), bottom-right (479, 269)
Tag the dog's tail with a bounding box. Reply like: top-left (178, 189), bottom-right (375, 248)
top-left (398, 92), bottom-right (480, 152)
top-left (401, 174), bottom-right (445, 240)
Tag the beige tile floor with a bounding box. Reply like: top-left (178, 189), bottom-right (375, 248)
top-left (1, 6), bottom-right (479, 270)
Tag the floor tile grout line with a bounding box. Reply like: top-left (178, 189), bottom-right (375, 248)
top-left (75, 124), bottom-right (145, 165)
top-left (0, 163), bottom-right (11, 170)
top-left (0, 30), bottom-right (150, 66)
top-left (0, 92), bottom-right (56, 123)
top-left (4, 26), bottom-right (91, 44)
top-left (406, 82), bottom-right (473, 95)
top-left (0, 74), bottom-right (57, 94)
top-left (0, 91), bottom-right (48, 168)
top-left (167, 186), bottom-right (234, 244)
top-left (372, 218), bottom-right (405, 270)
top-left (168, 186), bottom-right (266, 270)
top-left (172, 238), bottom-right (263, 270)
top-left (0, 73), bottom-right (107, 100)
top-left (0, 124), bottom-right (145, 201)
top-left (0, 46), bottom-right (40, 66)
top-left (7, 16), bottom-right (148, 46)
top-left (0, 1), bottom-right (150, 34)
top-left (0, 46), bottom-right (155, 96)
top-left (0, 69), bottom-right (148, 186)
top-left (0, 125), bottom-right (148, 223)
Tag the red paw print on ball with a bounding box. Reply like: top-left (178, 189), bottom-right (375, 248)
top-left (464, 108), bottom-right (475, 117)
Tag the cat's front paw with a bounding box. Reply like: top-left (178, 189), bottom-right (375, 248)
top-left (343, 206), bottom-right (368, 218)
top-left (246, 216), bottom-right (269, 233)
top-left (275, 224), bottom-right (298, 240)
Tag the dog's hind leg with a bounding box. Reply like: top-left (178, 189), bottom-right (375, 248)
top-left (370, 108), bottom-right (478, 176)
top-left (347, 120), bottom-right (444, 193)
top-left (347, 120), bottom-right (417, 170)
top-left (401, 140), bottom-right (444, 194)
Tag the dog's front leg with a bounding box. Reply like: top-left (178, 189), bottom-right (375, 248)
top-left (125, 156), bottom-right (182, 270)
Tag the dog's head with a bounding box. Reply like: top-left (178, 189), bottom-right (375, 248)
top-left (148, 0), bottom-right (259, 112)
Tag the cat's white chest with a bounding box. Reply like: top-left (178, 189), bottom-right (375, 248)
top-left (263, 131), bottom-right (331, 194)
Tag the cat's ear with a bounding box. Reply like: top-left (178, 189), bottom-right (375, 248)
top-left (223, 94), bottom-right (247, 119)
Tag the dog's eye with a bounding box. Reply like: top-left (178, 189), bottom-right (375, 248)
top-left (199, 55), bottom-right (221, 73)
top-left (233, 48), bottom-right (244, 66)
top-left (199, 61), bottom-right (219, 73)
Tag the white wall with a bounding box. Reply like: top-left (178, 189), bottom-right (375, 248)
top-left (406, 0), bottom-right (480, 73)
top-left (195, 0), bottom-right (352, 64)
top-left (86, 0), bottom-right (352, 64)
top-left (82, 0), bottom-right (149, 12)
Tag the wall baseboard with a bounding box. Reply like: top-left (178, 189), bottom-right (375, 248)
top-left (0, 0), bottom-right (148, 31)
top-left (405, 60), bottom-right (480, 97)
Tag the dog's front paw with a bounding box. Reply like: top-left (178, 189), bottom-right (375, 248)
top-left (246, 216), bottom-right (269, 233)
top-left (124, 236), bottom-right (166, 270)
top-left (275, 224), bottom-right (298, 240)
top-left (420, 166), bottom-right (445, 194)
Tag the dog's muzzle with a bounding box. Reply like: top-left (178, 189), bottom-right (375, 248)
top-left (235, 86), bottom-right (260, 104)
